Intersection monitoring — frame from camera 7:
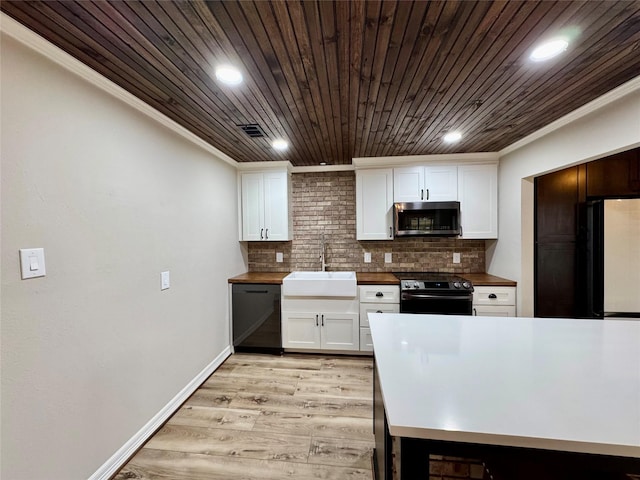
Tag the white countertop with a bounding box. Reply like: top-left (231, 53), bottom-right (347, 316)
top-left (369, 313), bottom-right (640, 458)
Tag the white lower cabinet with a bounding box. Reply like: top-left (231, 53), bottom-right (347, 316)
top-left (282, 311), bottom-right (359, 350)
top-left (473, 286), bottom-right (516, 317)
top-left (359, 285), bottom-right (400, 352)
top-left (360, 328), bottom-right (373, 351)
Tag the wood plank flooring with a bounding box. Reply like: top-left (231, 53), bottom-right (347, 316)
top-left (114, 353), bottom-right (375, 479)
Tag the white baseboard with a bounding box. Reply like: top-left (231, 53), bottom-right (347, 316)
top-left (88, 346), bottom-right (232, 480)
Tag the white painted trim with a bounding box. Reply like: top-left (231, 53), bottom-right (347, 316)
top-left (0, 13), bottom-right (239, 167)
top-left (88, 346), bottom-right (232, 480)
top-left (291, 164), bottom-right (355, 173)
top-left (352, 152), bottom-right (499, 169)
top-left (500, 75), bottom-right (640, 156)
top-left (236, 161), bottom-right (293, 171)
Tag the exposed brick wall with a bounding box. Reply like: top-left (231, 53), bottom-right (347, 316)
top-left (247, 171), bottom-right (486, 273)
top-left (429, 455), bottom-right (486, 479)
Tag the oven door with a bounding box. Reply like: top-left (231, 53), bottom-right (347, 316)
top-left (400, 292), bottom-right (472, 315)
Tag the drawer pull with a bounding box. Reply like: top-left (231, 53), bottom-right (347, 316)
top-left (488, 293), bottom-right (497, 299)
top-left (376, 310), bottom-right (383, 313)
top-left (376, 292), bottom-right (384, 297)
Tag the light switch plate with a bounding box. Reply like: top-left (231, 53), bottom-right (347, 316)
top-left (384, 252), bottom-right (392, 263)
top-left (276, 252), bottom-right (284, 263)
top-left (20, 248), bottom-right (46, 279)
top-left (453, 252), bottom-right (461, 264)
top-left (161, 271), bottom-right (170, 290)
top-left (364, 252), bottom-right (372, 263)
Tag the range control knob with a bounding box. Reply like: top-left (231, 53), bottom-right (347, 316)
top-left (462, 282), bottom-right (471, 289)
top-left (413, 282), bottom-right (420, 289)
top-left (453, 282), bottom-right (461, 289)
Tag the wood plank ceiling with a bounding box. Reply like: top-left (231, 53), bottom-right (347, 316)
top-left (2, 1), bottom-right (640, 167)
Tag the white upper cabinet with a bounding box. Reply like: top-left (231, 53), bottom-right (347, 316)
top-left (240, 169), bottom-right (291, 241)
top-left (356, 169), bottom-right (394, 240)
top-left (393, 165), bottom-right (457, 202)
top-left (393, 166), bottom-right (424, 202)
top-left (425, 165), bottom-right (458, 201)
top-left (457, 164), bottom-right (497, 239)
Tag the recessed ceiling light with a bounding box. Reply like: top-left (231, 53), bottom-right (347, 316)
top-left (272, 139), bottom-right (288, 151)
top-left (215, 65), bottom-right (243, 86)
top-left (530, 37), bottom-right (569, 62)
top-left (443, 131), bottom-right (462, 143)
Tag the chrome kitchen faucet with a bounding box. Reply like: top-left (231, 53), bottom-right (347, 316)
top-left (320, 233), bottom-right (326, 272)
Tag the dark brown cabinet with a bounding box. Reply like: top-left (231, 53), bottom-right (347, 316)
top-left (535, 166), bottom-right (584, 317)
top-left (586, 149), bottom-right (640, 197)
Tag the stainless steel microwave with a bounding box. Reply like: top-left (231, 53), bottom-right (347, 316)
top-left (393, 201), bottom-right (461, 237)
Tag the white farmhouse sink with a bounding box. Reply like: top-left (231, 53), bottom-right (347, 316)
top-left (282, 271), bottom-right (357, 297)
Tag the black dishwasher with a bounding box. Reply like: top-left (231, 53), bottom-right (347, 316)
top-left (231, 284), bottom-right (283, 354)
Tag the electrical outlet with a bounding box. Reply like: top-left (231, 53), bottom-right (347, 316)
top-left (453, 252), bottom-right (461, 264)
top-left (161, 271), bottom-right (170, 290)
top-left (276, 252), bottom-right (283, 263)
top-left (384, 252), bottom-right (392, 263)
top-left (364, 252), bottom-right (372, 263)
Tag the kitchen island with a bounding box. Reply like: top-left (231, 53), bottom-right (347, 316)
top-left (369, 313), bottom-right (640, 479)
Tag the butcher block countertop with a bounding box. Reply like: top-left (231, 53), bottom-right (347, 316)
top-left (227, 271), bottom-right (400, 285)
top-left (227, 272), bottom-right (289, 284)
top-left (227, 271), bottom-right (515, 286)
top-left (355, 272), bottom-right (400, 285)
top-left (462, 273), bottom-right (517, 286)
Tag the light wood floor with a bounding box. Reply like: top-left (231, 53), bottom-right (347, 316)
top-left (115, 353), bottom-right (375, 480)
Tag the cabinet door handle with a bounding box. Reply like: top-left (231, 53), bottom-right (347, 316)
top-left (426, 188), bottom-right (429, 200)
top-left (421, 189), bottom-right (424, 200)
top-left (473, 308), bottom-right (477, 316)
top-left (260, 228), bottom-right (264, 240)
top-left (459, 225), bottom-right (463, 237)
top-left (488, 293), bottom-right (497, 299)
top-left (265, 228), bottom-right (269, 240)
top-left (321, 314), bottom-right (324, 327)
top-left (376, 292), bottom-right (384, 297)
top-left (315, 314), bottom-right (319, 327)
top-left (389, 226), bottom-right (393, 238)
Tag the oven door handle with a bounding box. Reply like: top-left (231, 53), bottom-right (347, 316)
top-left (402, 293), bottom-right (472, 301)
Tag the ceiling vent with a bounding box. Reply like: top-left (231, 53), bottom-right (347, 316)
top-left (237, 123), bottom-right (266, 138)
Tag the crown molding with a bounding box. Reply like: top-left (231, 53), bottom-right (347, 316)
top-left (352, 152), bottom-right (499, 169)
top-left (500, 75), bottom-right (640, 156)
top-left (1, 13), bottom-right (239, 168)
top-left (291, 164), bottom-right (354, 173)
top-left (235, 161), bottom-right (293, 171)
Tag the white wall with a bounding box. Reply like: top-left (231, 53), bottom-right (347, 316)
top-left (488, 85), bottom-right (640, 316)
top-left (1, 29), bottom-right (246, 479)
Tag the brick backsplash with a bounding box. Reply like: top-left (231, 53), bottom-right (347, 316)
top-left (247, 171), bottom-right (486, 273)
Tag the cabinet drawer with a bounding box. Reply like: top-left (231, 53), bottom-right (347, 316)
top-left (360, 327), bottom-right (373, 352)
top-left (358, 285), bottom-right (400, 303)
top-left (473, 286), bottom-right (516, 306)
top-left (359, 303), bottom-right (399, 327)
top-left (473, 305), bottom-right (516, 317)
